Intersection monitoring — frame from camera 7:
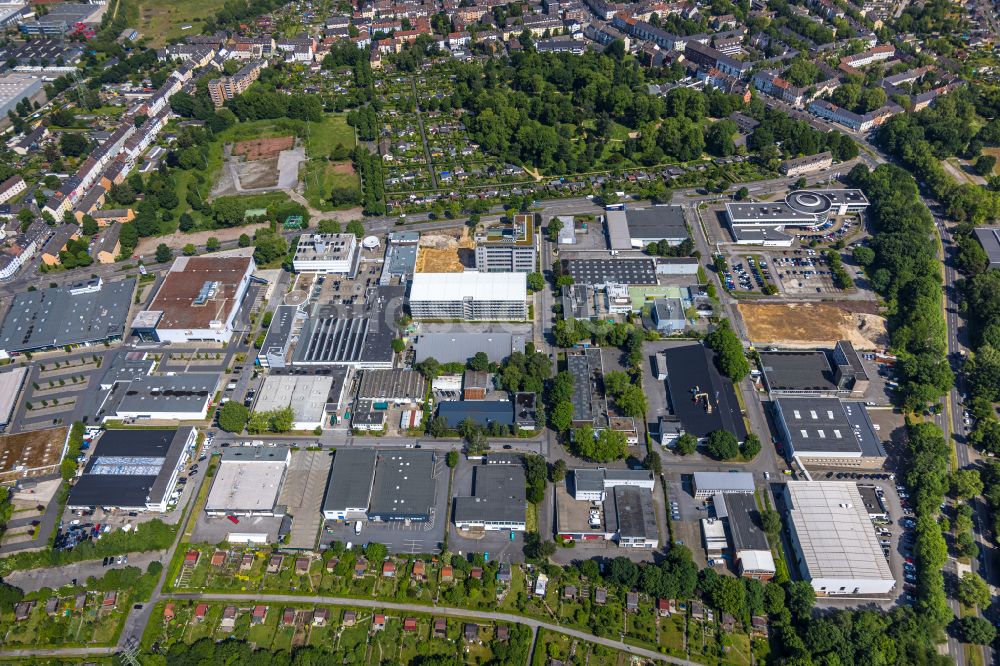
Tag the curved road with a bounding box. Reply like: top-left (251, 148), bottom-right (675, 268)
top-left (167, 592), bottom-right (700, 666)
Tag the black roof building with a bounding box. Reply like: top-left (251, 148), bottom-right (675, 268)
top-left (367, 450), bottom-right (438, 522)
top-left (661, 342), bottom-right (747, 440)
top-left (67, 428), bottom-right (192, 511)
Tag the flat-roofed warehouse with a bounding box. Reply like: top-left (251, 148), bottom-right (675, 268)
top-left (773, 397), bottom-right (886, 468)
top-left (67, 427), bottom-right (195, 512)
top-left (562, 258), bottom-right (657, 286)
top-left (412, 331), bottom-right (526, 364)
top-left (692, 471), bottom-right (755, 498)
top-left (605, 485), bottom-right (659, 548)
top-left (292, 315), bottom-right (394, 368)
top-left (0, 426), bottom-right (68, 482)
top-left (0, 366), bottom-right (28, 428)
top-left (783, 481), bottom-right (895, 596)
top-left (758, 341), bottom-right (868, 398)
top-left (253, 374), bottom-right (333, 430)
top-left (205, 446), bottom-right (290, 516)
top-left (132, 256), bottom-right (254, 344)
top-left (718, 492), bottom-right (775, 580)
top-left (606, 206), bottom-right (688, 251)
top-left (357, 369), bottom-right (427, 405)
top-left (257, 304), bottom-right (301, 369)
top-left (108, 373), bottom-right (218, 422)
top-left (0, 278), bottom-right (135, 354)
top-left (453, 464), bottom-right (527, 532)
top-left (661, 343), bottom-right (747, 440)
top-left (322, 448), bottom-right (378, 520)
top-left (368, 450), bottom-right (439, 523)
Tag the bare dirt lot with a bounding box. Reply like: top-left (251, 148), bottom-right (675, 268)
top-left (738, 301), bottom-right (887, 349)
top-left (415, 229), bottom-right (474, 273)
top-left (236, 156), bottom-right (280, 189)
top-left (233, 136), bottom-right (295, 161)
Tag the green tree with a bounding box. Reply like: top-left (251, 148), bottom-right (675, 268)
top-left (182, 243), bottom-right (196, 256)
top-left (318, 219), bottom-right (342, 234)
top-left (550, 401), bottom-right (574, 433)
top-left (155, 243), bottom-right (173, 263)
top-left (741, 433), bottom-right (762, 460)
top-left (206, 237), bottom-right (220, 251)
top-left (446, 450), bottom-right (459, 467)
top-left (675, 433), bottom-right (698, 455)
top-left (958, 572), bottom-right (991, 608)
top-left (346, 220), bottom-right (365, 238)
top-left (761, 509), bottom-right (781, 539)
top-left (468, 352), bottom-right (489, 372)
top-left (705, 320), bottom-right (750, 381)
top-left (573, 427), bottom-right (627, 462)
top-left (238, 233), bottom-right (251, 248)
top-left (951, 469), bottom-right (984, 500)
top-left (786, 580), bottom-right (816, 623)
top-left (706, 430), bottom-right (740, 460)
top-left (391, 338), bottom-right (405, 354)
top-left (955, 616), bottom-right (997, 644)
top-left (644, 451), bottom-right (662, 476)
top-left (218, 402), bottom-right (248, 432)
top-left (527, 272), bottom-right (544, 292)
top-left (550, 458), bottom-right (567, 482)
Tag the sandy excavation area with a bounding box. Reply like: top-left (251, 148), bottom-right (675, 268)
top-left (738, 302), bottom-right (887, 349)
top-left (415, 228), bottom-right (474, 273)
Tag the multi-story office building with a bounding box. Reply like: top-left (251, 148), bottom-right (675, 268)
top-left (409, 272), bottom-right (527, 321)
top-left (474, 214), bottom-right (536, 273)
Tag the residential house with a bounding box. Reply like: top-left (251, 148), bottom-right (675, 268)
top-left (354, 558), bottom-right (368, 578)
top-left (382, 560), bottom-right (396, 577)
top-left (164, 603), bottom-right (175, 622)
top-left (268, 555), bottom-right (283, 573)
top-left (563, 585), bottom-right (577, 600)
top-left (241, 553), bottom-right (254, 571)
top-left (313, 608), bottom-right (330, 626)
top-left (14, 601), bottom-right (34, 621)
top-left (45, 597), bottom-right (59, 616)
top-left (0, 176), bottom-right (26, 205)
top-left (39, 225), bottom-right (80, 266)
top-left (102, 591), bottom-right (117, 612)
top-left (433, 617), bottom-right (447, 638)
top-left (440, 565), bottom-right (454, 582)
top-left (194, 603), bottom-right (209, 621)
top-left (751, 615), bottom-right (769, 637)
top-left (464, 623), bottom-right (480, 642)
top-left (372, 613), bottom-right (386, 631)
top-left (282, 608), bottom-right (296, 626)
top-left (295, 557), bottom-right (310, 575)
top-left (657, 598), bottom-right (670, 616)
top-left (403, 617), bottom-right (418, 632)
top-left (496, 624), bottom-right (510, 641)
top-left (594, 587), bottom-right (607, 605)
top-left (220, 605), bottom-right (237, 631)
top-left (343, 610), bottom-right (357, 626)
top-left (211, 551), bottom-right (226, 567)
top-left (252, 605), bottom-right (268, 625)
top-left (412, 560), bottom-right (426, 581)
top-left (626, 591), bottom-right (639, 613)
top-left (184, 550), bottom-right (200, 567)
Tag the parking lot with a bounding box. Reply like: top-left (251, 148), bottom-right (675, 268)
top-left (447, 457), bottom-right (525, 562)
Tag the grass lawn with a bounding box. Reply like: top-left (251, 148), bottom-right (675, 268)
top-left (658, 614), bottom-right (687, 656)
top-left (302, 159), bottom-right (360, 211)
top-left (135, 0), bottom-right (228, 46)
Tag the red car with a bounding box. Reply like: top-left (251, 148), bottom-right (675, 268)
top-left (226, 515), bottom-right (239, 525)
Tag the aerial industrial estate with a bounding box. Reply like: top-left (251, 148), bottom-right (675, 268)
top-left (0, 0), bottom-right (997, 662)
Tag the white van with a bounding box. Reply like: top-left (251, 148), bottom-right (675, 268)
top-left (354, 520), bottom-right (362, 535)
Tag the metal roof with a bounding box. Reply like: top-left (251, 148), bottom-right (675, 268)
top-left (608, 486), bottom-right (658, 540)
top-left (368, 450), bottom-right (438, 521)
top-left (562, 259), bottom-right (658, 286)
top-left (253, 374), bottom-right (333, 423)
top-left (409, 272), bottom-right (526, 303)
top-left (0, 278), bottom-right (135, 352)
top-left (775, 397), bottom-right (884, 457)
top-left (453, 464), bottom-right (526, 525)
top-left (357, 369), bottom-right (427, 402)
top-left (721, 492), bottom-right (770, 551)
top-left (784, 481), bottom-right (894, 584)
top-left (412, 331), bottom-right (525, 364)
top-left (205, 447), bottom-right (289, 513)
top-left (436, 400), bottom-right (513, 428)
top-left (322, 448), bottom-right (377, 513)
top-left (67, 428), bottom-right (191, 509)
top-left (693, 472), bottom-right (756, 494)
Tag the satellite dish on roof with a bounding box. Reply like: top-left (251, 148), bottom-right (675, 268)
top-left (362, 236), bottom-right (380, 249)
